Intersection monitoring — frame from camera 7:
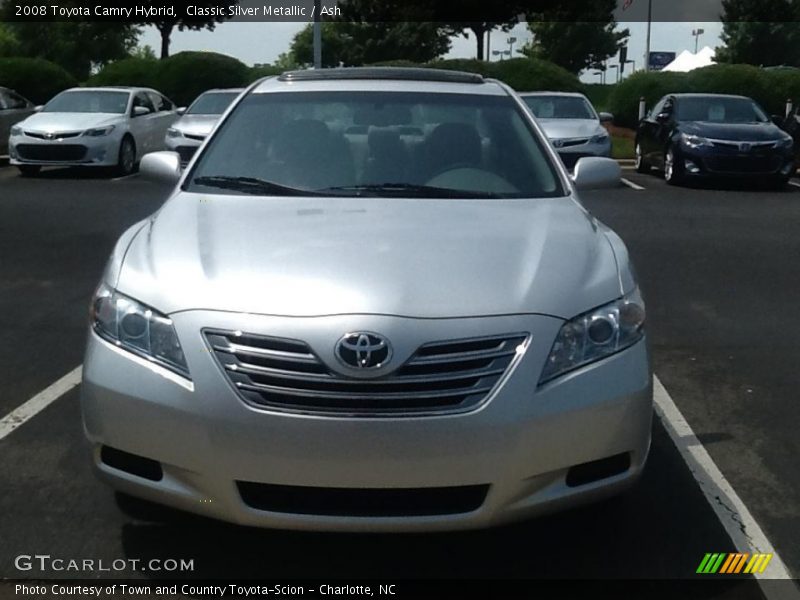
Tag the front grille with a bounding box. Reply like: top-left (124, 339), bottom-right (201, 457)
top-left (205, 330), bottom-right (528, 416)
top-left (237, 482), bottom-right (489, 516)
top-left (175, 145), bottom-right (197, 164)
top-left (703, 155), bottom-right (781, 174)
top-left (560, 137), bottom-right (589, 148)
top-left (24, 131), bottom-right (81, 140)
top-left (16, 144), bottom-right (87, 161)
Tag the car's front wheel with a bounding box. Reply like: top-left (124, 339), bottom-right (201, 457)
top-left (634, 142), bottom-right (650, 174)
top-left (17, 165), bottom-right (41, 177)
top-left (116, 135), bottom-right (136, 176)
top-left (664, 146), bottom-right (683, 186)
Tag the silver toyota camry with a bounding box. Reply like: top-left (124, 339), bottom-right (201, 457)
top-left (521, 92), bottom-right (613, 170)
top-left (165, 88), bottom-right (243, 164)
top-left (81, 68), bottom-right (652, 532)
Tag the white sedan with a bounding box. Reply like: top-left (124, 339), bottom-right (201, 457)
top-left (9, 86), bottom-right (182, 176)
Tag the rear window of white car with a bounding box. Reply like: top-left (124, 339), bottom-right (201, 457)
top-left (186, 91), bottom-right (564, 199)
top-left (43, 91), bottom-right (129, 114)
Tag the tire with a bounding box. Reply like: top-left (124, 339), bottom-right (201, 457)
top-left (18, 165), bottom-right (41, 177)
top-left (664, 146), bottom-right (683, 186)
top-left (116, 135), bottom-right (136, 176)
top-left (634, 142), bottom-right (650, 174)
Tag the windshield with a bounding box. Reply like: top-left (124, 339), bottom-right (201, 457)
top-left (676, 96), bottom-right (769, 123)
top-left (523, 95), bottom-right (596, 120)
top-left (186, 91), bottom-right (562, 199)
top-left (187, 91), bottom-right (239, 115)
top-left (43, 90), bottom-right (129, 114)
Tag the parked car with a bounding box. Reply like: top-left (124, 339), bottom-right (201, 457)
top-left (166, 88), bottom-right (243, 165)
top-left (82, 67), bottom-right (651, 532)
top-left (635, 93), bottom-right (794, 186)
top-left (0, 87), bottom-right (37, 155)
top-left (9, 86), bottom-right (181, 176)
top-left (520, 92), bottom-right (612, 170)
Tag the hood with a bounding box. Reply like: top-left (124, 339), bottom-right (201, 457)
top-left (116, 193), bottom-right (623, 320)
top-left (537, 119), bottom-right (603, 140)
top-left (172, 114), bottom-right (220, 138)
top-left (679, 121), bottom-right (785, 141)
top-left (19, 112), bottom-right (121, 134)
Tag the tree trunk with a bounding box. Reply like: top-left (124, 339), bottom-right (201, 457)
top-left (159, 25), bottom-right (172, 59)
top-left (472, 25), bottom-right (486, 60)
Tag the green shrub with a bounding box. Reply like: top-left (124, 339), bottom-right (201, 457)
top-left (247, 64), bottom-right (282, 84)
top-left (0, 57), bottom-right (76, 104)
top-left (489, 58), bottom-right (582, 93)
top-left (584, 83), bottom-right (615, 112)
top-left (606, 71), bottom-right (693, 128)
top-left (156, 51), bottom-right (249, 106)
top-left (88, 57), bottom-right (160, 89)
top-left (427, 58), bottom-right (494, 77)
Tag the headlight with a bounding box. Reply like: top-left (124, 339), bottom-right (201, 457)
top-left (166, 128), bottom-right (183, 138)
top-left (91, 283), bottom-right (190, 378)
top-left (10, 125), bottom-right (22, 136)
top-left (83, 125), bottom-right (116, 137)
top-left (539, 288), bottom-right (645, 385)
top-left (775, 136), bottom-right (793, 149)
top-left (680, 133), bottom-right (710, 148)
top-left (590, 132), bottom-right (610, 144)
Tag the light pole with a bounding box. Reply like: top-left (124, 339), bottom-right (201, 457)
top-left (594, 71), bottom-right (604, 83)
top-left (492, 50), bottom-right (511, 61)
top-left (507, 36), bottom-right (517, 57)
top-left (692, 28), bottom-right (705, 53)
top-left (608, 64), bottom-right (619, 84)
top-left (313, 0), bottom-right (321, 68)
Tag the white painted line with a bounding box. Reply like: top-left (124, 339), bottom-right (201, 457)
top-left (654, 375), bottom-right (797, 591)
top-left (0, 366), bottom-right (82, 442)
top-left (111, 173), bottom-right (138, 182)
top-left (788, 181), bottom-right (800, 189)
top-left (621, 177), bottom-right (645, 190)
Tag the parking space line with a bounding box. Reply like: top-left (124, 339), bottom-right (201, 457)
top-left (621, 177), bottom-right (645, 190)
top-left (654, 375), bottom-right (797, 591)
top-left (0, 366), bottom-right (82, 442)
top-left (111, 173), bottom-right (139, 182)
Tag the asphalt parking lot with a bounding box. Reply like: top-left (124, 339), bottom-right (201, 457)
top-left (0, 162), bottom-right (798, 597)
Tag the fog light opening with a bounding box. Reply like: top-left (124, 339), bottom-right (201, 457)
top-left (100, 445), bottom-right (163, 481)
top-left (685, 159), bottom-right (700, 174)
top-left (565, 452), bottom-right (631, 487)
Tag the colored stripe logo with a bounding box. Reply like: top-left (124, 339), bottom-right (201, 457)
top-left (696, 552), bottom-right (773, 574)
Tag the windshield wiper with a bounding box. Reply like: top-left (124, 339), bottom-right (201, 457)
top-left (317, 183), bottom-right (503, 199)
top-left (192, 176), bottom-right (324, 196)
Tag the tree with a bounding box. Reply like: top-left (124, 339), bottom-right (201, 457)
top-left (290, 21), bottom-right (451, 67)
top-left (521, 2), bottom-right (629, 74)
top-left (716, 0), bottom-right (800, 66)
top-left (0, 23), bottom-right (19, 57)
top-left (134, 1), bottom-right (238, 59)
top-left (130, 44), bottom-right (157, 60)
top-left (3, 21), bottom-right (140, 80)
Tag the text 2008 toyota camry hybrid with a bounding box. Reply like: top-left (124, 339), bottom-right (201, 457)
top-left (81, 67), bottom-right (652, 532)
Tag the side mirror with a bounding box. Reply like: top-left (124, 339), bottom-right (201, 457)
top-left (598, 111), bottom-right (614, 124)
top-left (572, 157), bottom-right (621, 191)
top-left (176, 107), bottom-right (187, 116)
top-left (133, 106), bottom-right (151, 117)
top-left (140, 151), bottom-right (182, 184)
top-left (656, 112), bottom-right (671, 123)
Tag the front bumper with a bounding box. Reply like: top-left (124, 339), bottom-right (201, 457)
top-left (81, 311), bottom-right (652, 532)
top-left (9, 132), bottom-right (123, 168)
top-left (677, 143), bottom-right (794, 178)
top-left (165, 134), bottom-right (203, 165)
top-left (555, 140), bottom-right (612, 170)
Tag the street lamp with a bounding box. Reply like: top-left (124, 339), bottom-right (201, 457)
top-left (594, 71), bottom-right (604, 83)
top-left (492, 50), bottom-right (511, 61)
top-left (692, 28), bottom-right (705, 53)
top-left (608, 64), bottom-right (620, 84)
top-left (507, 36), bottom-right (517, 57)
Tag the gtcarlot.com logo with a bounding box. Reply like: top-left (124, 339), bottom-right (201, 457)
top-left (696, 552), bottom-right (773, 575)
top-left (14, 554), bottom-right (194, 573)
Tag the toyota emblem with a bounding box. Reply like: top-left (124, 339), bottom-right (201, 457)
top-left (336, 332), bottom-right (391, 369)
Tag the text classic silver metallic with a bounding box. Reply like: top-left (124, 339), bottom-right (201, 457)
top-left (81, 68), bottom-right (652, 531)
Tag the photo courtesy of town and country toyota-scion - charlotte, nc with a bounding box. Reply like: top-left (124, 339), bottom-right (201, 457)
top-left (11, 2), bottom-right (341, 17)
top-left (14, 584), bottom-right (390, 596)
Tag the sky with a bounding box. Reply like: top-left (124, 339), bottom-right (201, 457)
top-left (139, 21), bottom-right (724, 84)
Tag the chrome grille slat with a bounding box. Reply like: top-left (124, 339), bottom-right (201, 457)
top-left (235, 381), bottom-right (496, 401)
top-left (205, 329), bottom-right (528, 416)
